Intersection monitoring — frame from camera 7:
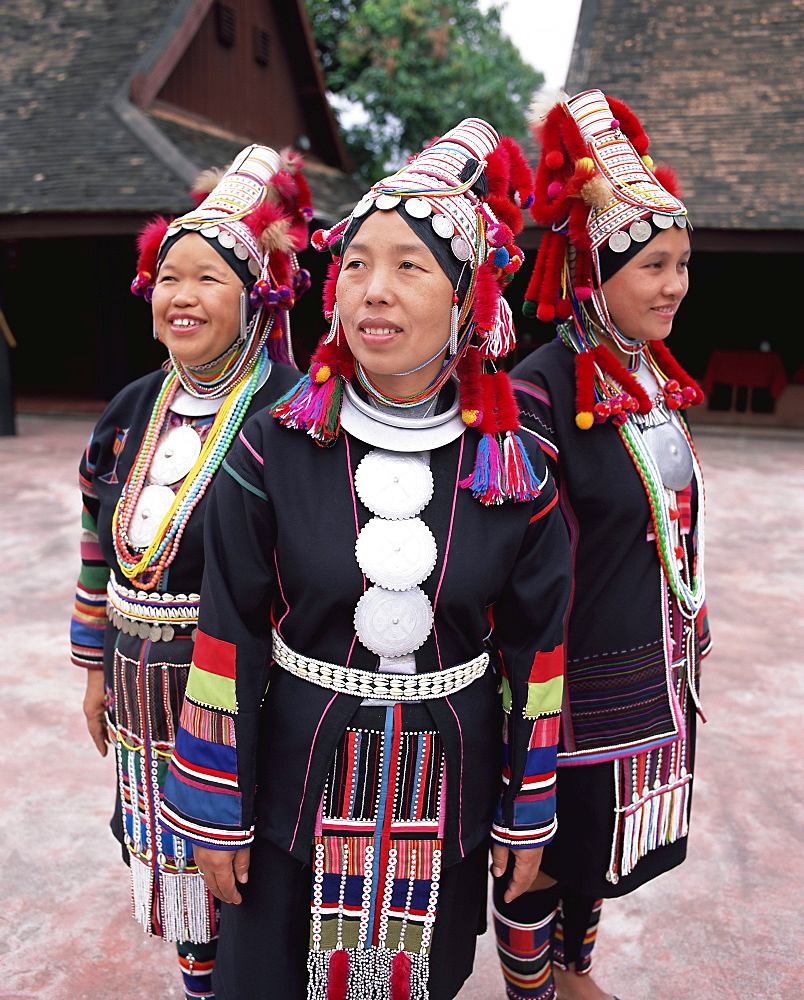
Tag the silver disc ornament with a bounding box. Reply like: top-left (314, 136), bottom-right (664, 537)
top-left (354, 585), bottom-right (433, 658)
top-left (128, 484), bottom-right (176, 548)
top-left (354, 450), bottom-right (433, 519)
top-left (355, 517), bottom-right (437, 591)
top-left (149, 425), bottom-right (202, 486)
top-left (641, 421), bottom-right (694, 491)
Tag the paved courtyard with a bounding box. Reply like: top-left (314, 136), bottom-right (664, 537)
top-left (0, 415), bottom-right (801, 1000)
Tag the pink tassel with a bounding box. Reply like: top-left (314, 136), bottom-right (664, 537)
top-left (390, 951), bottom-right (412, 1000)
top-left (460, 433), bottom-right (506, 505)
top-left (327, 949), bottom-right (350, 1000)
top-left (502, 432), bottom-right (542, 501)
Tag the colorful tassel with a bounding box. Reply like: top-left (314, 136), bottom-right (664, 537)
top-left (459, 432), bottom-right (506, 505)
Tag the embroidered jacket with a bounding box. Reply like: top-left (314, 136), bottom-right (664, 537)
top-left (161, 404), bottom-right (572, 865)
top-left (70, 363), bottom-right (301, 667)
top-left (511, 340), bottom-right (711, 766)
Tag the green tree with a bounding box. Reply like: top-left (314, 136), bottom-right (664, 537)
top-left (305, 0), bottom-right (543, 182)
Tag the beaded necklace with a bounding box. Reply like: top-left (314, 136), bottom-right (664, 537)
top-left (171, 308), bottom-right (274, 399)
top-left (112, 351), bottom-right (268, 589)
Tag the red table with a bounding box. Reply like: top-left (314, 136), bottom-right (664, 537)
top-left (701, 349), bottom-right (788, 409)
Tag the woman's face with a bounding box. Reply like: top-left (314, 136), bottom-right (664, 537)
top-left (601, 225), bottom-right (691, 344)
top-left (337, 210), bottom-right (454, 397)
top-left (151, 232), bottom-right (243, 367)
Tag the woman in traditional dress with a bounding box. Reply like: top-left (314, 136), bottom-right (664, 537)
top-left (492, 90), bottom-right (711, 1000)
top-left (160, 119), bottom-right (573, 1000)
top-left (71, 144), bottom-right (313, 1000)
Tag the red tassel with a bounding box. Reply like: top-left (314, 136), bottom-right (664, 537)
top-left (492, 369), bottom-right (521, 434)
top-left (472, 263), bottom-right (502, 334)
top-left (574, 350), bottom-right (597, 427)
top-left (648, 341), bottom-right (704, 405)
top-left (322, 261), bottom-right (341, 318)
top-left (652, 164), bottom-right (683, 199)
top-left (390, 951), bottom-right (411, 1000)
top-left (135, 216), bottom-right (170, 277)
top-left (327, 950), bottom-right (350, 1000)
top-left (457, 347), bottom-right (485, 427)
top-left (591, 345), bottom-right (653, 413)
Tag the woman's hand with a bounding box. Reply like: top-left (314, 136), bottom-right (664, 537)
top-left (491, 843), bottom-right (545, 903)
top-left (83, 669), bottom-right (110, 757)
top-left (194, 845), bottom-right (251, 904)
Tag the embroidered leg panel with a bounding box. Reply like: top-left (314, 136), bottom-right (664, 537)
top-left (307, 708), bottom-right (446, 1000)
top-left (177, 937), bottom-right (217, 1000)
top-left (551, 892), bottom-right (602, 974)
top-left (112, 646), bottom-right (217, 941)
top-left (492, 882), bottom-right (560, 1000)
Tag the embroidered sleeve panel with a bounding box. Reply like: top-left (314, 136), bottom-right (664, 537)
top-left (70, 501), bottom-right (109, 667)
top-left (489, 492), bottom-right (572, 848)
top-left (161, 424), bottom-right (277, 847)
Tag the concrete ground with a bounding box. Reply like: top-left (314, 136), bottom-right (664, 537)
top-left (0, 415), bottom-right (802, 1000)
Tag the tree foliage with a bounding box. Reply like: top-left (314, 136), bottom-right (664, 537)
top-left (305, 0), bottom-right (543, 182)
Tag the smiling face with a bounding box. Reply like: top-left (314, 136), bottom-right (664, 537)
top-left (151, 233), bottom-right (244, 367)
top-left (601, 225), bottom-right (691, 345)
top-left (336, 210), bottom-right (454, 397)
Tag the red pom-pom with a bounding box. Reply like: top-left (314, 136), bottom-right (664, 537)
top-left (536, 303), bottom-right (555, 322)
top-left (610, 118), bottom-right (620, 129)
top-left (632, 132), bottom-right (650, 155)
top-left (545, 150), bottom-right (564, 170)
top-left (547, 181), bottom-right (563, 200)
top-left (311, 229), bottom-right (328, 251)
top-left (575, 286), bottom-right (593, 301)
top-left (555, 298), bottom-right (572, 321)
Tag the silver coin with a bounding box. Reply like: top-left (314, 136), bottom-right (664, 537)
top-left (652, 212), bottom-right (674, 230)
top-left (137, 622), bottom-right (151, 640)
top-left (150, 625), bottom-right (162, 643)
top-left (641, 421), bottom-right (693, 490)
top-left (432, 213), bottom-right (454, 238)
top-left (248, 258), bottom-right (261, 276)
top-left (233, 241), bottom-right (249, 260)
top-left (218, 231), bottom-right (237, 248)
top-left (451, 236), bottom-right (472, 261)
top-left (354, 450), bottom-right (433, 519)
top-left (674, 214), bottom-right (688, 228)
top-left (161, 624), bottom-right (175, 642)
top-left (201, 225), bottom-right (220, 239)
top-left (180, 221), bottom-right (202, 231)
top-left (352, 195), bottom-right (374, 217)
top-left (629, 219), bottom-right (652, 242)
top-left (608, 230), bottom-right (632, 252)
top-left (355, 517), bottom-right (437, 591)
top-left (376, 193), bottom-right (401, 211)
top-left (354, 586), bottom-right (433, 658)
top-left (128, 484), bottom-right (176, 547)
top-left (404, 197), bottom-right (432, 219)
top-left (149, 425), bottom-right (202, 486)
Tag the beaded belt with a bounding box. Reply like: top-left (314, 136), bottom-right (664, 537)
top-left (271, 629), bottom-right (488, 701)
top-left (106, 579), bottom-right (199, 642)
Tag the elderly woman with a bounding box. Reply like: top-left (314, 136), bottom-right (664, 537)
top-left (492, 91), bottom-right (711, 1000)
top-left (161, 120), bottom-right (572, 1000)
top-left (70, 145), bottom-right (312, 1000)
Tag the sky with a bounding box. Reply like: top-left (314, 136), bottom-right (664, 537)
top-left (479, 0), bottom-right (583, 89)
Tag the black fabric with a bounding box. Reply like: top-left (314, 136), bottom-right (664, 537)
top-left (192, 408), bottom-right (571, 865)
top-left (213, 837), bottom-right (490, 1000)
top-left (597, 219), bottom-right (662, 285)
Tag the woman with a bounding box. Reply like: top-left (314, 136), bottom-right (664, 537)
top-left (492, 90), bottom-right (711, 1000)
top-left (160, 119), bottom-right (573, 1000)
top-left (70, 144), bottom-right (312, 1000)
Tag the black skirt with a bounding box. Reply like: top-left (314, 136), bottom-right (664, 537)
top-left (540, 711), bottom-right (697, 899)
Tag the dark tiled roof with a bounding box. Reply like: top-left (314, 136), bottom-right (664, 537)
top-left (0, 0), bottom-right (360, 224)
top-left (565, 0), bottom-right (804, 230)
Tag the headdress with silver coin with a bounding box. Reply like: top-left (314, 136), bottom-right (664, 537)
top-left (522, 88), bottom-right (704, 432)
top-left (131, 144), bottom-right (314, 391)
top-left (272, 118), bottom-right (544, 507)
